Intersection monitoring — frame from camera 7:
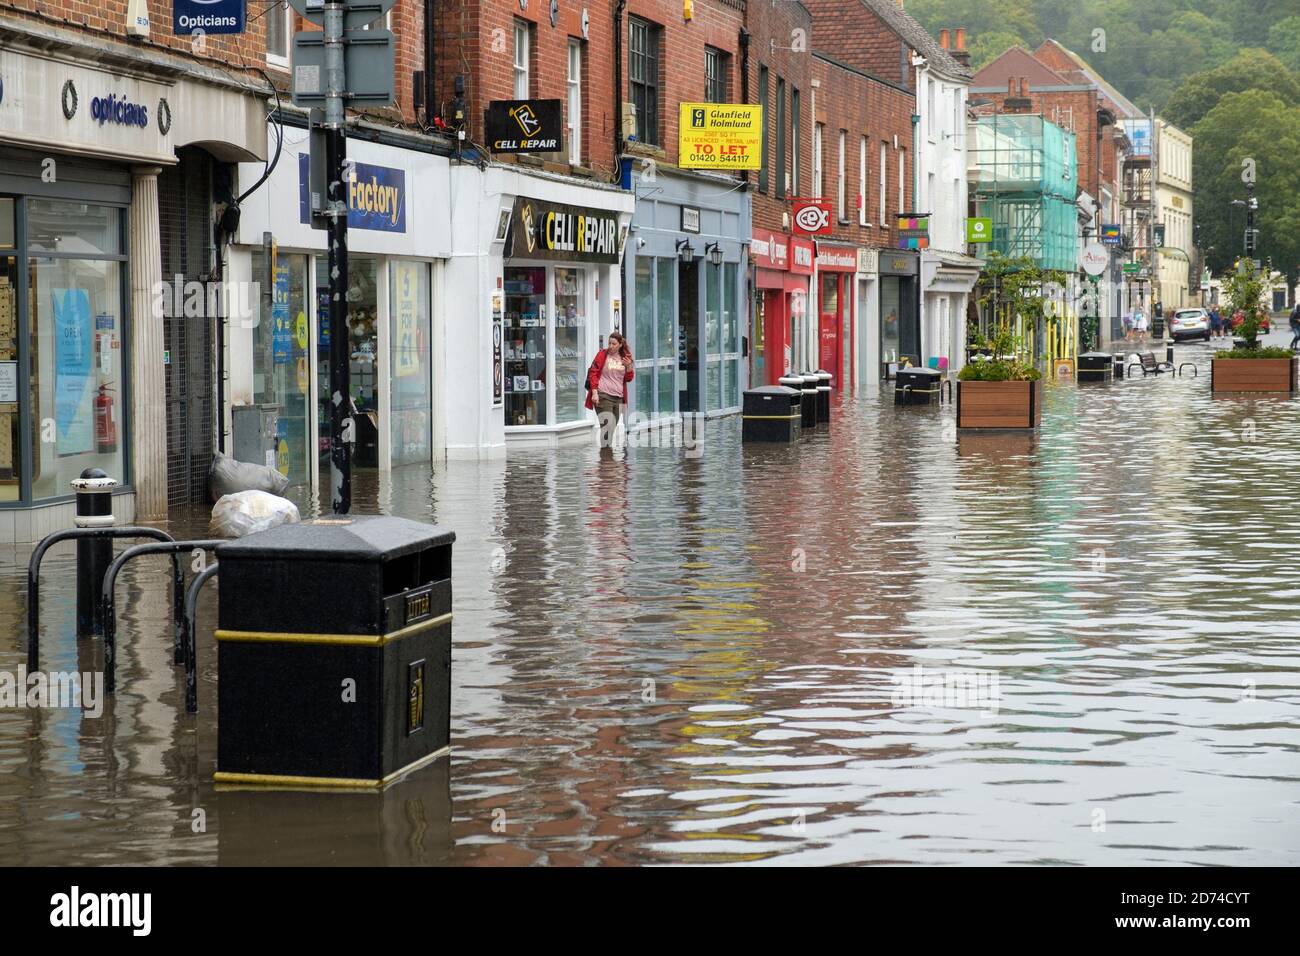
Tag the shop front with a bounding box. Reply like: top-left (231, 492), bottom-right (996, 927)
top-left (0, 31), bottom-right (266, 541)
top-left (750, 228), bottom-right (812, 386)
top-left (877, 250), bottom-right (921, 376)
top-left (231, 122), bottom-right (449, 495)
top-left (816, 243), bottom-right (859, 388)
top-left (921, 249), bottom-right (981, 373)
top-left (626, 169), bottom-right (750, 421)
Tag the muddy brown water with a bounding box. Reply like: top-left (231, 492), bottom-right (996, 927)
top-left (2, 339), bottom-right (1298, 865)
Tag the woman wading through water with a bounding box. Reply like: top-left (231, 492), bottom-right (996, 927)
top-left (586, 331), bottom-right (634, 453)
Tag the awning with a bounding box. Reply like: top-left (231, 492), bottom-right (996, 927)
top-left (922, 249), bottom-right (982, 293)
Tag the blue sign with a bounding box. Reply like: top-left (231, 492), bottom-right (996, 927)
top-left (272, 264), bottom-right (291, 365)
top-left (53, 288), bottom-right (93, 456)
top-left (173, 0), bottom-right (246, 36)
top-left (298, 154), bottom-right (407, 232)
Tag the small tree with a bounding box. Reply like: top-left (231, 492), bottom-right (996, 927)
top-left (1222, 262), bottom-right (1269, 347)
top-left (975, 251), bottom-right (1069, 362)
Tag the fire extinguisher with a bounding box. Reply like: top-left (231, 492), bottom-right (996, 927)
top-left (95, 383), bottom-right (116, 454)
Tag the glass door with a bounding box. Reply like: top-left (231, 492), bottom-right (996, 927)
top-left (553, 267), bottom-right (586, 423)
top-left (678, 260), bottom-right (699, 413)
top-left (632, 257), bottom-right (678, 419)
top-left (723, 262), bottom-right (740, 408)
top-left (0, 197), bottom-right (18, 500)
top-left (704, 261), bottom-right (722, 411)
top-left (254, 250), bottom-right (310, 486)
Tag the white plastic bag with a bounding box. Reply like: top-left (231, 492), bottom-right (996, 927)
top-left (209, 490), bottom-right (300, 539)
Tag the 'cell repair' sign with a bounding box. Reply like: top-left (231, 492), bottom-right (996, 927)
top-left (678, 104), bottom-right (762, 171)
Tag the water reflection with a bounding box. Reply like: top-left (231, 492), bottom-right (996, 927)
top-left (1, 350), bottom-right (1298, 865)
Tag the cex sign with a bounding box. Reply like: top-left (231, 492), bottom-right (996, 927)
top-left (791, 197), bottom-right (833, 236)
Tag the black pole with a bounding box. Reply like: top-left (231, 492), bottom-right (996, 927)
top-left (326, 115), bottom-right (352, 514)
top-left (73, 469), bottom-right (116, 636)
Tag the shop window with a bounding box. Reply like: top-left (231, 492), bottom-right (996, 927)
top-left (0, 252), bottom-right (18, 501)
top-left (389, 260), bottom-right (432, 465)
top-left (881, 277), bottom-right (901, 365)
top-left (553, 267), bottom-right (586, 423)
top-left (775, 78), bottom-right (786, 199)
top-left (27, 199), bottom-right (120, 256)
top-left (30, 254), bottom-right (126, 500)
top-left (316, 257), bottom-right (379, 469)
top-left (705, 261), bottom-right (722, 411)
top-left (629, 17), bottom-right (660, 146)
top-left (723, 262), bottom-right (739, 408)
top-left (634, 257), bottom-right (654, 414)
top-left (791, 89), bottom-right (800, 197)
top-left (813, 123), bottom-right (823, 199)
top-left (655, 257), bottom-right (675, 416)
top-left (253, 250), bottom-right (310, 487)
top-left (266, 4), bottom-right (290, 65)
top-left (503, 266), bottom-right (547, 426)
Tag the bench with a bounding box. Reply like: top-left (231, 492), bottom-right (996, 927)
top-left (1127, 351), bottom-right (1174, 376)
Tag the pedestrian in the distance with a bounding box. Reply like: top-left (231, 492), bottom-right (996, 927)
top-left (1289, 301), bottom-right (1300, 351)
top-left (586, 330), bottom-right (634, 451)
top-left (1209, 307), bottom-right (1222, 338)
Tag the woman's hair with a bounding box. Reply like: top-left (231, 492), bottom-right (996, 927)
top-left (607, 330), bottom-right (632, 363)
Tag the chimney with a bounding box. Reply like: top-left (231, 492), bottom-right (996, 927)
top-left (939, 29), bottom-right (950, 50)
top-left (1006, 76), bottom-right (1032, 113)
top-left (951, 26), bottom-right (971, 67)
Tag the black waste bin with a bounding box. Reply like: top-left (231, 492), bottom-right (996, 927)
top-left (214, 515), bottom-right (455, 789)
top-left (1078, 351), bottom-right (1113, 382)
top-left (894, 366), bottom-right (942, 405)
top-left (800, 372), bottom-right (819, 428)
top-left (1112, 353), bottom-right (1126, 379)
top-left (815, 370), bottom-right (833, 424)
top-left (742, 385), bottom-right (802, 442)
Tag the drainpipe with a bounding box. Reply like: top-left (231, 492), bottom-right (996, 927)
top-left (739, 28), bottom-right (750, 190)
top-left (614, 0), bottom-right (627, 161)
top-left (424, 0), bottom-right (436, 125)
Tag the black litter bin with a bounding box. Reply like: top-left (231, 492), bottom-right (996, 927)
top-left (815, 370), bottom-right (833, 424)
top-left (1112, 353), bottom-right (1126, 379)
top-left (742, 385), bottom-right (802, 442)
top-left (800, 372), bottom-right (820, 429)
top-left (1078, 351), bottom-right (1113, 382)
top-left (894, 366), bottom-right (942, 405)
top-left (214, 515), bottom-right (455, 789)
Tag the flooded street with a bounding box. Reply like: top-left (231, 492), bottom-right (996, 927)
top-left (2, 343), bottom-right (1299, 866)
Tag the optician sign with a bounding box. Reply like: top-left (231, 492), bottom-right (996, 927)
top-left (505, 198), bottom-right (621, 264)
top-left (297, 154), bottom-right (406, 232)
top-left (679, 103), bottom-right (762, 170)
top-left (172, 0), bottom-right (246, 35)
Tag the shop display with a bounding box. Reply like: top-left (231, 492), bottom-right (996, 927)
top-left (504, 266), bottom-right (547, 426)
top-left (553, 267), bottom-right (586, 421)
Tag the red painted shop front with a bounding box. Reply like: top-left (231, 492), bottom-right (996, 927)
top-left (751, 229), bottom-right (813, 385)
top-left (817, 244), bottom-right (857, 388)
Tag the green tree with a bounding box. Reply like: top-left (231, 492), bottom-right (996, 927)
top-left (1266, 17), bottom-right (1300, 73)
top-left (968, 31), bottom-right (1028, 71)
top-left (1163, 49), bottom-right (1300, 130)
top-left (1191, 89), bottom-right (1300, 293)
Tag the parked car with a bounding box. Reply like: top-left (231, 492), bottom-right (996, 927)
top-left (1169, 308), bottom-right (1211, 341)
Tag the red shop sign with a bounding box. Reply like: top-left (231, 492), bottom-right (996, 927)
top-left (791, 197), bottom-right (833, 235)
top-left (789, 237), bottom-right (815, 275)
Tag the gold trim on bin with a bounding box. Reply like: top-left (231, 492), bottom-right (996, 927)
top-left (215, 612), bottom-right (452, 648)
top-left (741, 414), bottom-right (802, 420)
top-left (214, 747), bottom-right (451, 791)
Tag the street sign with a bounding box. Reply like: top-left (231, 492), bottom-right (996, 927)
top-left (292, 29), bottom-right (395, 106)
top-left (288, 0), bottom-right (393, 30)
top-left (1122, 262), bottom-right (1140, 275)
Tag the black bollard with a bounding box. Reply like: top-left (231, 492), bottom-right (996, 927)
top-left (72, 469), bottom-right (117, 636)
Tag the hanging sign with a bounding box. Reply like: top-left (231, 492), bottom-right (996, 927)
top-left (1101, 224), bottom-right (1121, 245)
top-left (966, 217), bottom-right (992, 243)
top-left (897, 215), bottom-right (930, 250)
top-left (485, 99), bottom-right (563, 152)
top-left (791, 198), bottom-right (832, 236)
top-left (1080, 243), bottom-right (1108, 277)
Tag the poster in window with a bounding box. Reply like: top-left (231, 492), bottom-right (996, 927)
top-left (272, 264), bottom-right (291, 364)
top-left (393, 261), bottom-right (419, 379)
top-left (54, 288), bottom-right (93, 456)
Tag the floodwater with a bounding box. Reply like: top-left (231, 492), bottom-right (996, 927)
top-left (1, 336), bottom-right (1298, 866)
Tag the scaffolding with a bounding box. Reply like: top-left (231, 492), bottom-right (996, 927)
top-left (969, 114), bottom-right (1079, 273)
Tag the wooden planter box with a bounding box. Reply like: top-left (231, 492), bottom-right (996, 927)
top-left (1211, 357), bottom-right (1298, 393)
top-left (956, 380), bottom-right (1043, 429)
